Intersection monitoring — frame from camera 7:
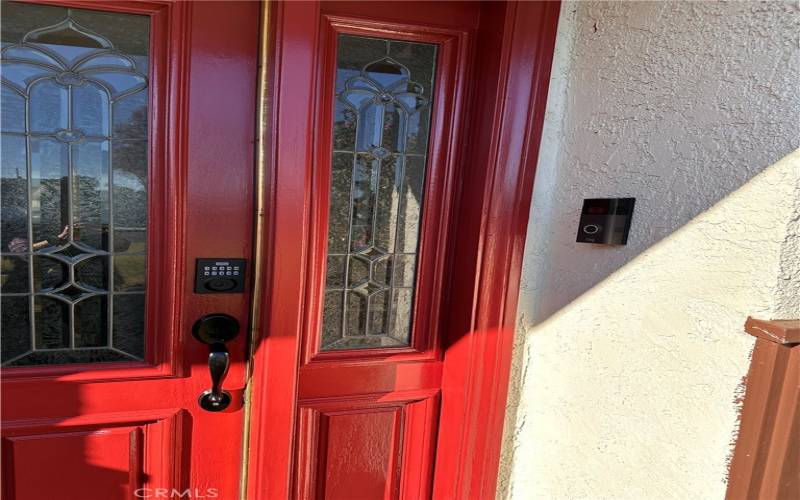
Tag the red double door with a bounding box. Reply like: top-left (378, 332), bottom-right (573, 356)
top-left (1, 1), bottom-right (554, 498)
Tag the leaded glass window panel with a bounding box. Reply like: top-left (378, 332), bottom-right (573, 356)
top-left (320, 34), bottom-right (437, 351)
top-left (1, 2), bottom-right (149, 366)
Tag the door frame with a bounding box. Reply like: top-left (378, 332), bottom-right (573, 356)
top-left (243, 1), bottom-right (560, 498)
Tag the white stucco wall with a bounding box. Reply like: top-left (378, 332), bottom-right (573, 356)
top-left (500, 1), bottom-right (800, 499)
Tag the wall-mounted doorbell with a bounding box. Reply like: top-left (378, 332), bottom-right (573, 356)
top-left (576, 198), bottom-right (635, 245)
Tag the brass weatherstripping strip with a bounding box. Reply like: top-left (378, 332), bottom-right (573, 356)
top-left (239, 1), bottom-right (272, 498)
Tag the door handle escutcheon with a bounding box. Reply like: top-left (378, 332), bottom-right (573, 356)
top-left (193, 314), bottom-right (240, 412)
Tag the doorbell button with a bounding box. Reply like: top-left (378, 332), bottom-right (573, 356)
top-left (582, 224), bottom-right (601, 235)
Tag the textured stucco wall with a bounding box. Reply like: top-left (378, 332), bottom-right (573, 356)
top-left (500, 1), bottom-right (800, 498)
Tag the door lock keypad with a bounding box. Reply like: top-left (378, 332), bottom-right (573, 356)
top-left (195, 258), bottom-right (247, 293)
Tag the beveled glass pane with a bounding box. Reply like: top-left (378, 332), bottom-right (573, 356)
top-left (113, 140), bottom-right (147, 235)
top-left (390, 41), bottom-right (435, 155)
top-left (1, 3), bottom-right (149, 366)
top-left (75, 296), bottom-right (107, 347)
top-left (29, 80), bottom-right (69, 133)
top-left (1, 134), bottom-right (28, 251)
top-left (33, 255), bottom-right (66, 291)
top-left (114, 255), bottom-right (146, 292)
top-left (0, 63), bottom-right (54, 91)
top-left (73, 82), bottom-right (110, 137)
top-left (390, 288), bottom-right (414, 340)
top-left (84, 73), bottom-right (145, 99)
top-left (350, 154), bottom-right (377, 253)
top-left (374, 155), bottom-right (401, 252)
top-left (398, 155), bottom-right (426, 253)
top-left (320, 34), bottom-right (436, 352)
top-left (372, 256), bottom-right (392, 286)
top-left (79, 54), bottom-right (135, 70)
top-left (346, 290), bottom-right (367, 337)
top-left (1, 85), bottom-right (25, 133)
top-left (73, 140), bottom-right (110, 251)
top-left (326, 255), bottom-right (346, 288)
top-left (368, 290), bottom-right (389, 336)
top-left (115, 229), bottom-right (146, 254)
top-left (333, 101), bottom-right (356, 150)
top-left (30, 137), bottom-right (68, 247)
top-left (113, 294), bottom-right (145, 358)
top-left (348, 255), bottom-right (370, 287)
top-left (74, 255), bottom-right (108, 290)
top-left (1, 296), bottom-right (31, 364)
top-left (34, 296), bottom-right (69, 349)
top-left (1, 256), bottom-right (29, 293)
top-left (113, 90), bottom-right (148, 139)
top-left (393, 255), bottom-right (416, 287)
top-left (328, 153), bottom-right (353, 254)
top-left (321, 291), bottom-right (344, 348)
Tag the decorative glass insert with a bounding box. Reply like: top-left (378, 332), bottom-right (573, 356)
top-left (320, 34), bottom-right (437, 351)
top-left (1, 2), bottom-right (149, 366)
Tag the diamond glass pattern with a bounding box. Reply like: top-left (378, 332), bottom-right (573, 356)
top-left (321, 34), bottom-right (436, 351)
top-left (1, 3), bottom-right (149, 366)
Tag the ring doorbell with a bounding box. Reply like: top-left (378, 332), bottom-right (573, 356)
top-left (576, 198), bottom-right (635, 245)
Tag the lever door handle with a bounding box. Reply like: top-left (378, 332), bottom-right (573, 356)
top-left (192, 314), bottom-right (240, 412)
top-left (200, 342), bottom-right (231, 412)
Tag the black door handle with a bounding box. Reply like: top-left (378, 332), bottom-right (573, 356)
top-left (201, 342), bottom-right (231, 411)
top-left (192, 314), bottom-right (240, 412)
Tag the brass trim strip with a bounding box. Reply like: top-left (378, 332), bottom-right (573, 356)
top-left (240, 1), bottom-right (272, 498)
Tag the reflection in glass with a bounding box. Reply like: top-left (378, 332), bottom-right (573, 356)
top-left (0, 3), bottom-right (149, 366)
top-left (320, 34), bottom-right (436, 351)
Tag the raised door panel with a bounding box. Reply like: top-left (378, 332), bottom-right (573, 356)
top-left (295, 393), bottom-right (439, 500)
top-left (1, 411), bottom-right (183, 500)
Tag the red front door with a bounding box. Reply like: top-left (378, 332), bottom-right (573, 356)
top-left (1, 2), bottom-right (258, 498)
top-left (246, 2), bottom-right (485, 498)
top-left (2, 1), bottom-right (558, 498)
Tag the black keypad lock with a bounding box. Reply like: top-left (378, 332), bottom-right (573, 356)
top-left (195, 258), bottom-right (247, 293)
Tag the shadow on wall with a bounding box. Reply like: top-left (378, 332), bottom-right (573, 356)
top-left (503, 148), bottom-right (799, 500)
top-left (520, 0), bottom-right (800, 325)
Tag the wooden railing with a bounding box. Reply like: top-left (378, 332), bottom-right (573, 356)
top-left (726, 317), bottom-right (800, 500)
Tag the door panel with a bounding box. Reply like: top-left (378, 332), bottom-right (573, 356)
top-left (296, 392), bottom-right (439, 500)
top-left (289, 4), bottom-right (475, 499)
top-left (0, 2), bottom-right (258, 498)
top-left (244, 0), bottom-right (482, 496)
top-left (2, 411), bottom-right (182, 500)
